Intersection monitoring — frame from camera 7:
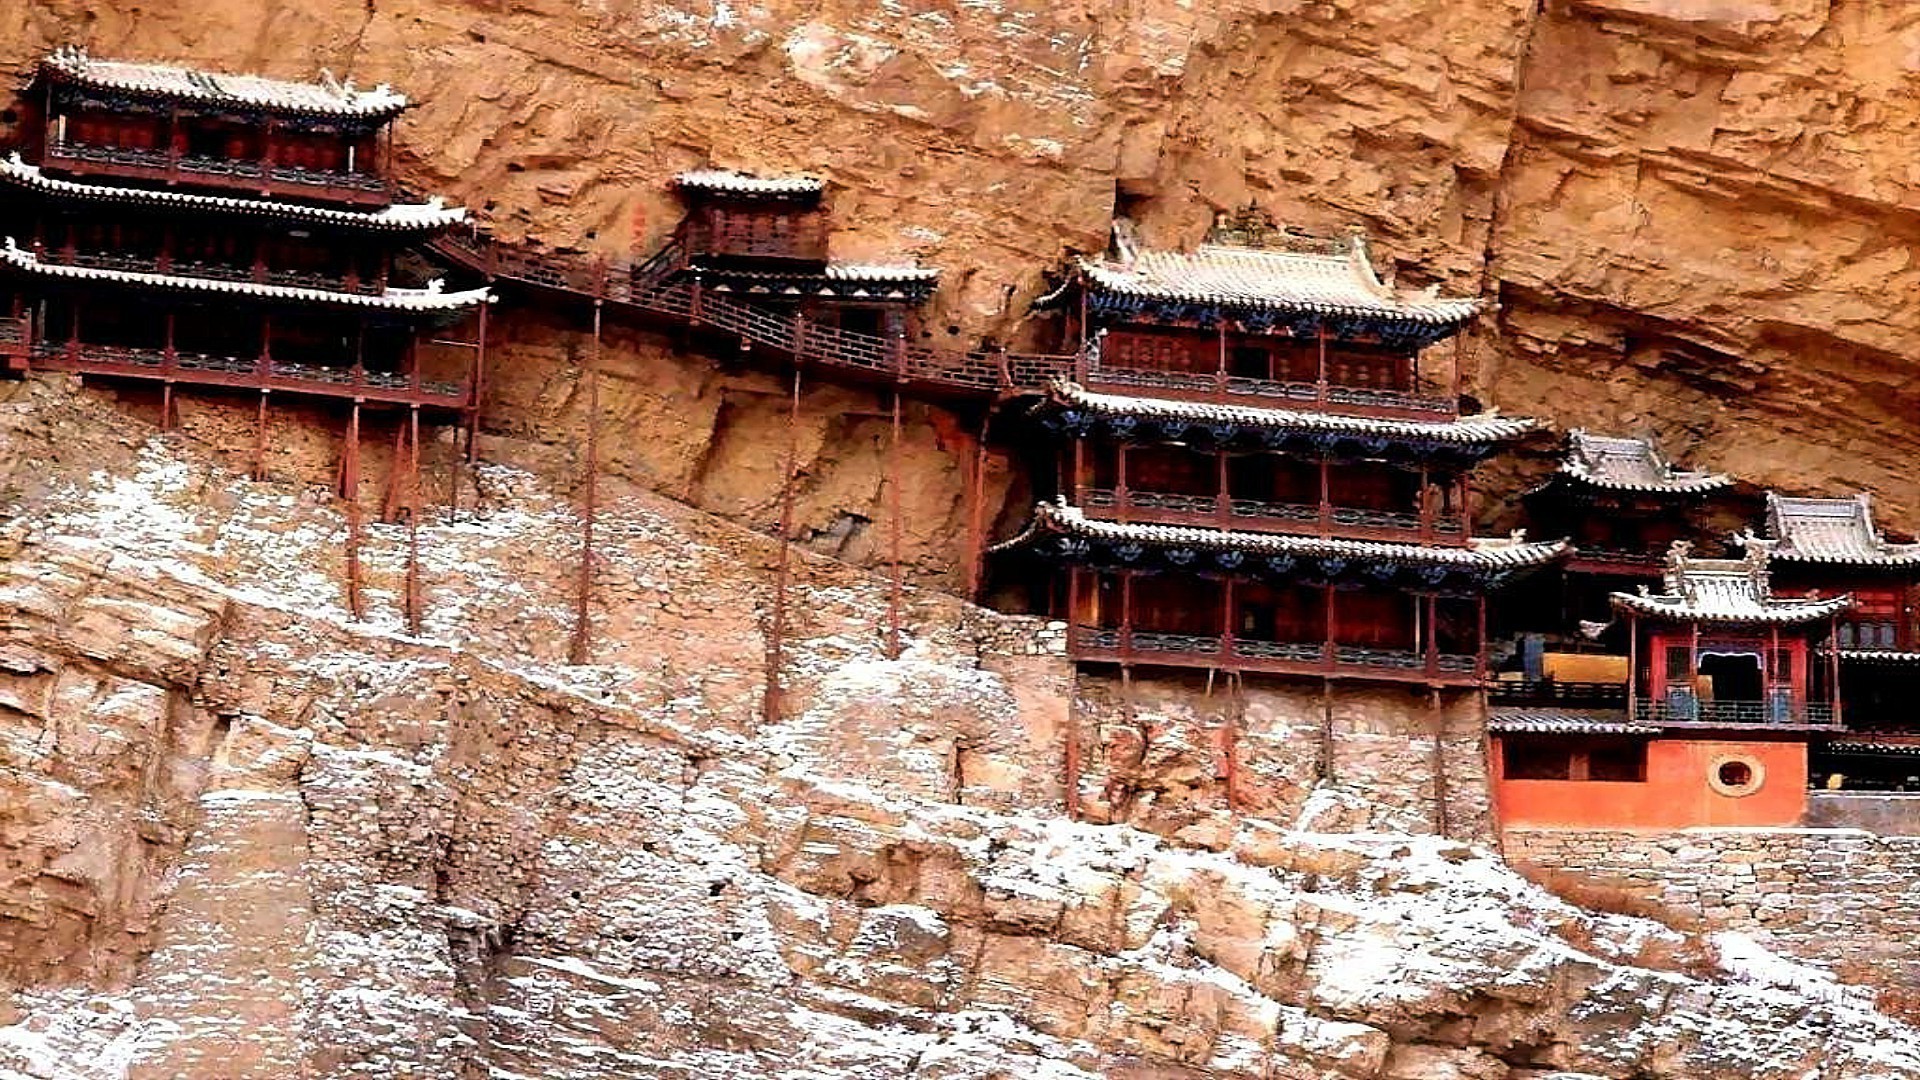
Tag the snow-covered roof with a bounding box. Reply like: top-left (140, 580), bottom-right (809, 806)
top-left (1048, 379), bottom-right (1534, 443)
top-left (674, 169), bottom-right (824, 198)
top-left (1076, 235), bottom-right (1481, 326)
top-left (1488, 710), bottom-right (1659, 736)
top-left (823, 263), bottom-right (939, 283)
top-left (1610, 544), bottom-right (1850, 625)
top-left (0, 155), bottom-right (462, 230)
top-left (1838, 650), bottom-right (1920, 664)
top-left (990, 501), bottom-right (1568, 569)
top-left (1560, 430), bottom-right (1731, 494)
top-left (1823, 738), bottom-right (1920, 756)
top-left (0, 238), bottom-right (489, 312)
top-left (1736, 492), bottom-right (1920, 567)
top-left (40, 47), bottom-right (407, 119)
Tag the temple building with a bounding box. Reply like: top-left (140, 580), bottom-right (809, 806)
top-left (670, 170), bottom-right (938, 342)
top-left (994, 213), bottom-right (1562, 689)
top-left (1735, 492), bottom-right (1920, 788)
top-left (1490, 544), bottom-right (1848, 830)
top-left (0, 48), bottom-right (488, 415)
top-left (1500, 431), bottom-right (1751, 691)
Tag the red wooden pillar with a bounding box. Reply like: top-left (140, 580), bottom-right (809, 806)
top-left (1216, 452), bottom-right (1231, 526)
top-left (1119, 570), bottom-right (1134, 653)
top-left (468, 299), bottom-right (490, 463)
top-left (404, 405), bottom-right (423, 635)
top-left (342, 401), bottom-right (364, 618)
top-left (1323, 584), bottom-right (1338, 670)
top-left (1425, 594), bottom-right (1440, 679)
top-left (569, 299), bottom-right (602, 666)
top-left (964, 416), bottom-right (990, 602)
top-left (1475, 594), bottom-right (1488, 681)
top-left (1829, 613), bottom-right (1843, 726)
top-left (1222, 577), bottom-right (1237, 663)
top-left (1626, 613), bottom-right (1640, 723)
top-left (1116, 444), bottom-right (1130, 521)
top-left (1318, 458), bottom-right (1332, 533)
top-left (1071, 438), bottom-right (1087, 505)
top-left (764, 365), bottom-right (803, 725)
top-left (1315, 326), bottom-right (1329, 405)
top-left (1417, 464), bottom-right (1432, 539)
top-left (885, 387), bottom-right (905, 660)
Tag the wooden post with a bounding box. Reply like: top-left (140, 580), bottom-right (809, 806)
top-left (764, 365), bottom-right (803, 725)
top-left (1324, 584), bottom-right (1337, 670)
top-left (1627, 613), bottom-right (1640, 723)
top-left (343, 401), bottom-right (364, 620)
top-left (886, 388), bottom-right (905, 660)
top-left (1223, 671), bottom-right (1243, 814)
top-left (1316, 325), bottom-right (1329, 405)
top-left (1476, 594), bottom-right (1488, 681)
top-left (1429, 688), bottom-right (1450, 838)
top-left (404, 406), bottom-right (423, 636)
top-left (1830, 613), bottom-right (1843, 726)
top-left (1425, 594), bottom-right (1440, 679)
top-left (1116, 444), bottom-right (1130, 520)
top-left (252, 392), bottom-right (269, 481)
top-left (1318, 457), bottom-right (1332, 533)
top-left (468, 294), bottom-right (490, 463)
top-left (569, 300), bottom-right (602, 666)
top-left (1318, 678), bottom-right (1335, 782)
top-left (1120, 570), bottom-right (1134, 653)
top-left (1064, 669), bottom-right (1083, 820)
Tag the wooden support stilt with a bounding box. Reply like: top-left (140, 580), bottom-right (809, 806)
top-left (1429, 687), bottom-right (1451, 839)
top-left (1318, 678), bottom-right (1335, 782)
top-left (404, 405), bottom-right (423, 637)
top-left (764, 365), bottom-right (804, 725)
top-left (886, 387), bottom-right (905, 660)
top-left (964, 413), bottom-right (991, 602)
top-left (382, 421), bottom-right (408, 523)
top-left (1223, 671), bottom-right (1244, 814)
top-left (343, 402), bottom-right (364, 620)
top-left (1064, 668), bottom-right (1082, 821)
top-left (569, 301), bottom-right (602, 666)
top-left (160, 383), bottom-right (174, 432)
top-left (252, 392), bottom-right (269, 481)
top-left (467, 285), bottom-right (490, 464)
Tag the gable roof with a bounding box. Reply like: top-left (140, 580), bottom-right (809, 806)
top-left (40, 47), bottom-right (406, 119)
top-left (1561, 430), bottom-right (1731, 494)
top-left (673, 170), bottom-right (824, 199)
top-left (1610, 543), bottom-right (1850, 625)
top-left (1737, 492), bottom-right (1920, 567)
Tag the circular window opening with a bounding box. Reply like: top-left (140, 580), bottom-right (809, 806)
top-left (1708, 754), bottom-right (1766, 798)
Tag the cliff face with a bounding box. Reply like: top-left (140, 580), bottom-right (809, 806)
top-left (10, 0), bottom-right (1920, 566)
top-left (2, 376), bottom-right (1918, 1079)
top-left (6, 1), bottom-right (1920, 1075)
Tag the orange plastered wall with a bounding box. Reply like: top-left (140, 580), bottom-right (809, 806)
top-left (1491, 737), bottom-right (1808, 830)
top-left (1541, 653), bottom-right (1628, 684)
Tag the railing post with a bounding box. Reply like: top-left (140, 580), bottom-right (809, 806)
top-left (689, 276), bottom-right (703, 325)
top-left (894, 333), bottom-right (908, 381)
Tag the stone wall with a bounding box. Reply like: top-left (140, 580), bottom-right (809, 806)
top-left (1070, 673), bottom-right (1492, 843)
top-left (1506, 826), bottom-right (1920, 990)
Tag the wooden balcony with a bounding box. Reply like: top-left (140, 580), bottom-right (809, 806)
top-left (50, 249), bottom-right (378, 295)
top-left (0, 315), bottom-right (29, 373)
top-left (42, 141), bottom-right (391, 207)
top-left (680, 215), bottom-right (829, 264)
top-left (1079, 487), bottom-right (1467, 545)
top-left (28, 339), bottom-right (467, 409)
top-left (1082, 363), bottom-right (1456, 421)
top-left (1634, 697), bottom-right (1839, 730)
top-left (1070, 625), bottom-right (1482, 687)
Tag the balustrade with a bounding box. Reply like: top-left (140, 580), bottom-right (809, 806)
top-left (1084, 363), bottom-right (1455, 419)
top-left (1069, 624), bottom-right (1478, 682)
top-left (1079, 486), bottom-right (1465, 541)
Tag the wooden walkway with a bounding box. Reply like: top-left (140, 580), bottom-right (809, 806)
top-left (425, 230), bottom-right (1078, 400)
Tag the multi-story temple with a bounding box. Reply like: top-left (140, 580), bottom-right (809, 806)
top-left (1491, 544), bottom-right (1848, 829)
top-left (1732, 492), bottom-right (1920, 786)
top-left (0, 48), bottom-right (488, 416)
top-left (995, 214), bottom-right (1563, 688)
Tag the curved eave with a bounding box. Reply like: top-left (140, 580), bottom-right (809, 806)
top-left (1078, 265), bottom-right (1481, 329)
top-left (1767, 550), bottom-right (1920, 568)
top-left (1557, 464), bottom-right (1735, 495)
top-left (1608, 590), bottom-right (1852, 626)
top-left (0, 240), bottom-right (489, 313)
top-left (1838, 650), bottom-right (1920, 664)
top-left (991, 502), bottom-right (1568, 569)
top-left (1046, 379), bottom-right (1532, 445)
top-left (0, 155), bottom-right (465, 231)
top-left (41, 57), bottom-right (408, 120)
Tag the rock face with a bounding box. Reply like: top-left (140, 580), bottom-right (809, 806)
top-left (6, 1), bottom-right (1920, 1075)
top-left (1, 376), bottom-right (1918, 1078)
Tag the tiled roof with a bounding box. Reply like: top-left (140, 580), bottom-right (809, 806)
top-left (1838, 650), bottom-right (1920, 664)
top-left (0, 238), bottom-right (489, 312)
top-left (1610, 544), bottom-right (1851, 625)
top-left (0, 155), bottom-right (464, 230)
top-left (673, 170), bottom-right (824, 197)
top-left (1823, 738), bottom-right (1920, 757)
top-left (1050, 380), bottom-right (1535, 444)
top-left (989, 501), bottom-right (1568, 568)
top-left (1487, 709), bottom-right (1659, 736)
top-left (1560, 430), bottom-right (1730, 494)
top-left (1737, 492), bottom-right (1920, 567)
top-left (1076, 236), bottom-right (1481, 326)
top-left (41, 47), bottom-right (406, 119)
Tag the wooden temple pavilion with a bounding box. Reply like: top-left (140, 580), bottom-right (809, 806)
top-left (671, 169), bottom-right (938, 342)
top-left (0, 48), bottom-right (489, 416)
top-left (1490, 543), bottom-right (1848, 829)
top-left (996, 213), bottom-right (1563, 687)
top-left (1735, 492), bottom-right (1920, 785)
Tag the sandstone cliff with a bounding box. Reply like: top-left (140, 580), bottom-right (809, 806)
top-left (1, 376), bottom-right (1918, 1079)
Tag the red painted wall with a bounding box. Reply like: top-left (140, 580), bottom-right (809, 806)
top-left (1491, 737), bottom-right (1808, 830)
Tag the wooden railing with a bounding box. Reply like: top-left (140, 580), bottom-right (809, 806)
top-left (1081, 362), bottom-right (1457, 419)
top-left (28, 340), bottom-right (467, 408)
top-left (1071, 625), bottom-right (1481, 685)
top-left (426, 228), bottom-right (1079, 398)
top-left (44, 141), bottom-right (390, 206)
top-left (55, 249), bottom-right (378, 295)
top-left (1080, 487), bottom-right (1468, 543)
top-left (1636, 697), bottom-right (1838, 728)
